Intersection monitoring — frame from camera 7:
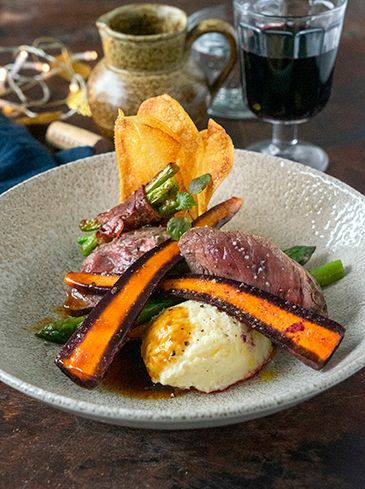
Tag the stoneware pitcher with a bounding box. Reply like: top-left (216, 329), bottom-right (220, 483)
top-left (88, 3), bottom-right (237, 137)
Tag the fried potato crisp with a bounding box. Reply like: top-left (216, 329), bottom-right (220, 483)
top-left (115, 112), bottom-right (180, 199)
top-left (197, 119), bottom-right (235, 214)
top-left (114, 95), bottom-right (234, 215)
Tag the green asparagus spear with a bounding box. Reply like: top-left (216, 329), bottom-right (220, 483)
top-left (36, 316), bottom-right (85, 344)
top-left (310, 260), bottom-right (345, 287)
top-left (36, 295), bottom-right (182, 344)
top-left (147, 178), bottom-right (179, 206)
top-left (284, 246), bottom-right (345, 287)
top-left (76, 165), bottom-right (209, 256)
top-left (77, 231), bottom-right (98, 256)
top-left (284, 245), bottom-right (316, 265)
top-left (76, 164), bottom-right (180, 256)
top-left (135, 295), bottom-right (182, 325)
top-left (79, 218), bottom-right (100, 232)
top-left (145, 163), bottom-right (180, 194)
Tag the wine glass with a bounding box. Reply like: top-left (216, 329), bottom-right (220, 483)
top-left (190, 4), bottom-right (252, 120)
top-left (234, 0), bottom-right (348, 171)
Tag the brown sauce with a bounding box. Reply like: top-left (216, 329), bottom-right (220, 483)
top-left (31, 307), bottom-right (189, 400)
top-left (27, 305), bottom-right (70, 333)
top-left (31, 311), bottom-right (275, 398)
top-left (30, 311), bottom-right (181, 399)
top-left (102, 340), bottom-right (184, 400)
top-left (27, 316), bottom-right (54, 333)
top-left (53, 305), bottom-right (70, 318)
top-left (30, 313), bottom-right (183, 399)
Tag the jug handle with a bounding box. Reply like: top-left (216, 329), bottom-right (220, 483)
top-left (185, 19), bottom-right (238, 99)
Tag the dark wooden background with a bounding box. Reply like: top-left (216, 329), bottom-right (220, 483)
top-left (1, 1), bottom-right (364, 488)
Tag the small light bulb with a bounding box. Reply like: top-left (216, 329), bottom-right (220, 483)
top-left (69, 80), bottom-right (79, 93)
top-left (83, 50), bottom-right (98, 61)
top-left (19, 50), bottom-right (28, 61)
top-left (0, 67), bottom-right (7, 82)
top-left (11, 49), bottom-right (29, 76)
top-left (42, 63), bottom-right (50, 73)
top-left (3, 104), bottom-right (14, 115)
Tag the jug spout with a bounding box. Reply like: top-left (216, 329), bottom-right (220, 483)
top-left (96, 18), bottom-right (107, 34)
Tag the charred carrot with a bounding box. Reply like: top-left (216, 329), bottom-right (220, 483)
top-left (55, 197), bottom-right (243, 388)
top-left (64, 271), bottom-right (345, 369)
top-left (160, 275), bottom-right (345, 369)
top-left (64, 272), bottom-right (118, 294)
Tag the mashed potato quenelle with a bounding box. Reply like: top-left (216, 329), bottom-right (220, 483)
top-left (141, 301), bottom-right (273, 393)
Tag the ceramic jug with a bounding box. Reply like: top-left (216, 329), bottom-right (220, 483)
top-left (87, 4), bottom-right (237, 137)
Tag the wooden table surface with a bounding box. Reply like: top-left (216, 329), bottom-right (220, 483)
top-left (1, 1), bottom-right (364, 488)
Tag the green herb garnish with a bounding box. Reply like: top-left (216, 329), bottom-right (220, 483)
top-left (167, 216), bottom-right (192, 241)
top-left (189, 173), bottom-right (212, 194)
top-left (175, 192), bottom-right (197, 211)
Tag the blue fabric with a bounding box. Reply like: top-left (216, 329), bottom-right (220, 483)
top-left (55, 146), bottom-right (94, 165)
top-left (0, 114), bottom-right (94, 194)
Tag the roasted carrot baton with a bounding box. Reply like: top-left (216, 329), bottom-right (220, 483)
top-left (66, 271), bottom-right (345, 369)
top-left (64, 272), bottom-right (118, 294)
top-left (160, 275), bottom-right (345, 369)
top-left (55, 197), bottom-right (242, 388)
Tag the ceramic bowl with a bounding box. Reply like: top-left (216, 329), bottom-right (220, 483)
top-left (0, 150), bottom-right (364, 429)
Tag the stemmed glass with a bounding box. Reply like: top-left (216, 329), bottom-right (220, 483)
top-left (190, 4), bottom-right (252, 120)
top-left (234, 0), bottom-right (348, 171)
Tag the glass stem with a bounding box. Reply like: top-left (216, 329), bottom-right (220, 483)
top-left (272, 123), bottom-right (298, 151)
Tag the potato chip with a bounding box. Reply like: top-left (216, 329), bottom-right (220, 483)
top-left (138, 94), bottom-right (200, 147)
top-left (138, 95), bottom-right (205, 202)
top-left (196, 119), bottom-right (234, 214)
top-left (115, 110), bottom-right (180, 200)
top-left (114, 95), bottom-right (234, 217)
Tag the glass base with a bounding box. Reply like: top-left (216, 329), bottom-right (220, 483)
top-left (208, 88), bottom-right (253, 120)
top-left (246, 139), bottom-right (329, 172)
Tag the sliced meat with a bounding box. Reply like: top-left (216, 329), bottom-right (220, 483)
top-left (82, 226), bottom-right (169, 275)
top-left (64, 287), bottom-right (102, 316)
top-left (179, 228), bottom-right (327, 315)
top-left (96, 186), bottom-right (163, 241)
top-left (65, 227), bottom-right (169, 315)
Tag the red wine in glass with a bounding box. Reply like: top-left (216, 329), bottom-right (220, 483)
top-left (235, 0), bottom-right (348, 171)
top-left (243, 46), bottom-right (338, 121)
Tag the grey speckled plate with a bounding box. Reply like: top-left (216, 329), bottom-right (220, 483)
top-left (1, 150), bottom-right (364, 429)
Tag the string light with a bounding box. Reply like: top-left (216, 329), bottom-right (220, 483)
top-left (79, 50), bottom-right (98, 61)
top-left (69, 79), bottom-right (80, 93)
top-left (0, 68), bottom-right (7, 96)
top-left (41, 63), bottom-right (51, 73)
top-left (0, 37), bottom-right (97, 124)
top-left (10, 50), bottom-right (29, 76)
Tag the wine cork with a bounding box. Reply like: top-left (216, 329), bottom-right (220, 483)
top-left (46, 121), bottom-right (103, 149)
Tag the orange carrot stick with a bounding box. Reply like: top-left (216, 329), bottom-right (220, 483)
top-left (64, 270), bottom-right (344, 369)
top-left (160, 275), bottom-right (345, 369)
top-left (56, 197), bottom-right (242, 388)
top-left (64, 272), bottom-right (118, 293)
